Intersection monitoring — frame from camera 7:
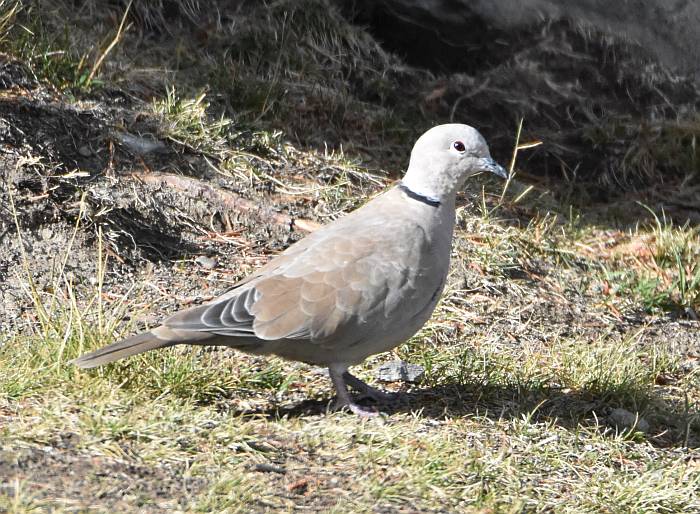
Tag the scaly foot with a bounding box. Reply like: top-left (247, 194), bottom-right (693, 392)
top-left (343, 371), bottom-right (399, 404)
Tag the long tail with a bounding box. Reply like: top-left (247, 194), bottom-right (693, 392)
top-left (70, 331), bottom-right (178, 368)
top-left (71, 313), bottom-right (265, 369)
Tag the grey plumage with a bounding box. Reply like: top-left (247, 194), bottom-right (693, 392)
top-left (71, 124), bottom-right (507, 415)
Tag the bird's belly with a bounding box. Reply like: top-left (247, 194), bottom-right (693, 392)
top-left (343, 308), bottom-right (436, 364)
top-left (270, 278), bottom-right (444, 367)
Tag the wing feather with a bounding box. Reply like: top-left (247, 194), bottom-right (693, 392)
top-left (160, 191), bottom-right (433, 346)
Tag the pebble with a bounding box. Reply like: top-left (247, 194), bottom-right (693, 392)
top-left (113, 132), bottom-right (167, 155)
top-left (253, 463), bottom-right (286, 474)
top-left (374, 360), bottom-right (425, 383)
top-left (195, 255), bottom-right (218, 269)
top-left (608, 407), bottom-right (650, 433)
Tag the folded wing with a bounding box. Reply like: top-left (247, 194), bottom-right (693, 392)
top-left (163, 215), bottom-right (428, 347)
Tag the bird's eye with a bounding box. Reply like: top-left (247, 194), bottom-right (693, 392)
top-left (453, 141), bottom-right (466, 152)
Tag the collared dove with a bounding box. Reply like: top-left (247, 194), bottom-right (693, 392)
top-left (71, 124), bottom-right (507, 415)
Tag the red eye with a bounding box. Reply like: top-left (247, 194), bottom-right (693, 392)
top-left (453, 141), bottom-right (466, 152)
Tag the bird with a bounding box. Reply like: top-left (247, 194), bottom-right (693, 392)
top-left (71, 124), bottom-right (507, 415)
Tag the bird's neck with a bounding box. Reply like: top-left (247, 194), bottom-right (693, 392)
top-left (398, 182), bottom-right (441, 207)
top-left (401, 164), bottom-right (460, 203)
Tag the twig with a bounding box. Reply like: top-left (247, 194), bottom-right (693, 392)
top-left (86, 0), bottom-right (133, 86)
top-left (132, 172), bottom-right (321, 233)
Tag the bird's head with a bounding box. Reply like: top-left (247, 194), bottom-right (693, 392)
top-left (401, 124), bottom-right (507, 203)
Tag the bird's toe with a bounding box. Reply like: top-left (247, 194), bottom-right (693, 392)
top-left (333, 398), bottom-right (380, 417)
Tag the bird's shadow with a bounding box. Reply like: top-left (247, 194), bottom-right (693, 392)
top-left (228, 381), bottom-right (699, 449)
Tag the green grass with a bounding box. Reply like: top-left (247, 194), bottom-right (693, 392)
top-left (3, 192), bottom-right (700, 511)
top-left (153, 87), bottom-right (234, 155)
top-left (0, 1), bottom-right (94, 91)
top-left (456, 197), bottom-right (700, 319)
top-left (2, 367), bottom-right (698, 512)
top-left (593, 211), bottom-right (700, 317)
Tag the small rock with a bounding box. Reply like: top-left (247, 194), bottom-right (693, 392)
top-left (78, 145), bottom-right (91, 157)
top-left (654, 373), bottom-right (676, 385)
top-left (681, 359), bottom-right (700, 373)
top-left (195, 255), bottom-right (218, 269)
top-left (113, 131), bottom-right (168, 155)
top-left (608, 407), bottom-right (650, 433)
top-left (374, 360), bottom-right (425, 384)
top-left (199, 420), bottom-right (218, 430)
top-left (253, 463), bottom-right (286, 474)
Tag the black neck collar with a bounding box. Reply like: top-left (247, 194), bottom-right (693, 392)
top-left (398, 182), bottom-right (441, 207)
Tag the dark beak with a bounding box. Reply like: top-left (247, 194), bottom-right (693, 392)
top-left (480, 157), bottom-right (508, 179)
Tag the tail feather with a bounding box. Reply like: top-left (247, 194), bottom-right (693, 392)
top-left (70, 332), bottom-right (175, 369)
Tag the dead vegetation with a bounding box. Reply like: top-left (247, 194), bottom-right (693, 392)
top-left (0, 0), bottom-right (699, 512)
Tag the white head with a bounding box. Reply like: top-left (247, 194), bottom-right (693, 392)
top-left (401, 124), bottom-right (506, 203)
